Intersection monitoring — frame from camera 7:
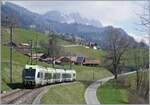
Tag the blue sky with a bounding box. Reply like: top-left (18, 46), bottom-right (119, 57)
top-left (4, 1), bottom-right (149, 44)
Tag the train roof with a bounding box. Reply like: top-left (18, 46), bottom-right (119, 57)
top-left (47, 67), bottom-right (55, 70)
top-left (55, 69), bottom-right (65, 73)
top-left (65, 70), bottom-right (76, 73)
top-left (47, 67), bottom-right (56, 72)
top-left (25, 64), bottom-right (45, 69)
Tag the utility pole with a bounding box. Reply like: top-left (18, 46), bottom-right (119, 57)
top-left (93, 68), bottom-right (94, 81)
top-left (10, 24), bottom-right (13, 83)
top-left (30, 40), bottom-right (33, 65)
top-left (5, 16), bottom-right (14, 83)
top-left (69, 53), bottom-right (72, 69)
top-left (49, 24), bottom-right (55, 68)
top-left (30, 25), bottom-right (36, 64)
top-left (36, 32), bottom-right (38, 64)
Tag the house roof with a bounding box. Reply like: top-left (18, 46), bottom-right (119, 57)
top-left (83, 59), bottom-right (100, 65)
top-left (42, 57), bottom-right (53, 61)
top-left (18, 43), bottom-right (30, 48)
top-left (55, 56), bottom-right (77, 62)
top-left (55, 56), bottom-right (65, 61)
top-left (55, 56), bottom-right (71, 62)
top-left (27, 53), bottom-right (44, 59)
top-left (32, 53), bottom-right (44, 57)
top-left (19, 43), bottom-right (30, 46)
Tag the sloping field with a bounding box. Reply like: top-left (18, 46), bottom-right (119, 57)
top-left (1, 28), bottom-right (112, 104)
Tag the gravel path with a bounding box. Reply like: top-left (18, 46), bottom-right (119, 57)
top-left (84, 76), bottom-right (114, 105)
top-left (84, 71), bottom-right (136, 105)
top-left (61, 45), bottom-right (81, 47)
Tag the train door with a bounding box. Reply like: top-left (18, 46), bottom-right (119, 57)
top-left (37, 71), bottom-right (43, 85)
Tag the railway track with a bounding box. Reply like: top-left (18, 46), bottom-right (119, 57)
top-left (1, 89), bottom-right (31, 104)
top-left (1, 82), bottom-right (78, 104)
top-left (1, 88), bottom-right (44, 104)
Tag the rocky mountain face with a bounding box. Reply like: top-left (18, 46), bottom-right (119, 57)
top-left (43, 11), bottom-right (102, 28)
top-left (1, 2), bottom-right (148, 49)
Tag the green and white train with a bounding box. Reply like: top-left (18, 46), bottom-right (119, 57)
top-left (22, 65), bottom-right (76, 87)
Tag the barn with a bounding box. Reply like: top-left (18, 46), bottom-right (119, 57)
top-left (82, 59), bottom-right (101, 66)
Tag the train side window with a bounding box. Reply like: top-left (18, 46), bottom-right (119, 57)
top-left (37, 72), bottom-right (40, 78)
top-left (56, 73), bottom-right (60, 79)
top-left (41, 72), bottom-right (43, 78)
top-left (44, 73), bottom-right (47, 80)
top-left (44, 73), bottom-right (51, 80)
top-left (48, 73), bottom-right (52, 79)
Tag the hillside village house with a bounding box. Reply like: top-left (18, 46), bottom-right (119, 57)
top-left (41, 57), bottom-right (55, 63)
top-left (17, 43), bottom-right (30, 48)
top-left (32, 53), bottom-right (45, 59)
top-left (75, 56), bottom-right (86, 65)
top-left (27, 53), bottom-right (47, 60)
top-left (75, 56), bottom-right (101, 66)
top-left (82, 59), bottom-right (101, 66)
top-left (84, 42), bottom-right (98, 50)
top-left (54, 56), bottom-right (77, 65)
top-left (16, 43), bottom-right (30, 55)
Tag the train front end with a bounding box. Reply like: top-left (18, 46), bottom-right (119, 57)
top-left (22, 65), bottom-right (37, 87)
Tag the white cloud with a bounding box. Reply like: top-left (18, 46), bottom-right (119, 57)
top-left (9, 1), bottom-right (147, 26)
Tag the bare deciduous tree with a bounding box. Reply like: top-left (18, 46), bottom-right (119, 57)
top-left (105, 28), bottom-right (130, 79)
top-left (135, 3), bottom-right (149, 99)
top-left (139, 6), bottom-right (149, 31)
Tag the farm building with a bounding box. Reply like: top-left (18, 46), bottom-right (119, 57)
top-left (84, 42), bottom-right (98, 50)
top-left (55, 56), bottom-right (77, 65)
top-left (32, 53), bottom-right (45, 59)
top-left (69, 56), bottom-right (77, 63)
top-left (41, 57), bottom-right (54, 63)
top-left (82, 59), bottom-right (101, 66)
top-left (27, 53), bottom-right (47, 60)
top-left (16, 43), bottom-right (30, 55)
top-left (17, 43), bottom-right (30, 49)
top-left (75, 56), bottom-right (85, 65)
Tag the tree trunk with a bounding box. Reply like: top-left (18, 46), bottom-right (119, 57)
top-left (113, 64), bottom-right (118, 79)
top-left (136, 70), bottom-right (140, 90)
top-left (115, 74), bottom-right (118, 79)
top-left (52, 56), bottom-right (55, 68)
top-left (144, 83), bottom-right (149, 99)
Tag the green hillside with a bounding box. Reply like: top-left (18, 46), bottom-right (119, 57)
top-left (41, 65), bottom-right (112, 104)
top-left (2, 27), bottom-right (106, 59)
top-left (63, 46), bottom-right (106, 59)
top-left (122, 48), bottom-right (149, 66)
top-left (1, 45), bottom-right (50, 91)
top-left (1, 27), bottom-right (112, 104)
top-left (96, 71), bottom-right (149, 104)
top-left (1, 28), bottom-right (71, 45)
top-left (41, 82), bottom-right (86, 104)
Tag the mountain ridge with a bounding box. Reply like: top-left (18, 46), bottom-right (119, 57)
top-left (43, 10), bottom-right (103, 28)
top-left (1, 2), bottom-right (148, 49)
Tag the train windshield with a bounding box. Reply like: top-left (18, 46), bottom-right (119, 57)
top-left (24, 68), bottom-right (36, 79)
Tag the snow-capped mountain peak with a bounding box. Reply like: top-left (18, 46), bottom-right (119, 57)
top-left (43, 10), bottom-right (102, 28)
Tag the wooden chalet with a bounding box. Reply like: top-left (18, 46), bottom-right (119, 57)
top-left (82, 59), bottom-right (101, 66)
top-left (17, 43), bottom-right (30, 49)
